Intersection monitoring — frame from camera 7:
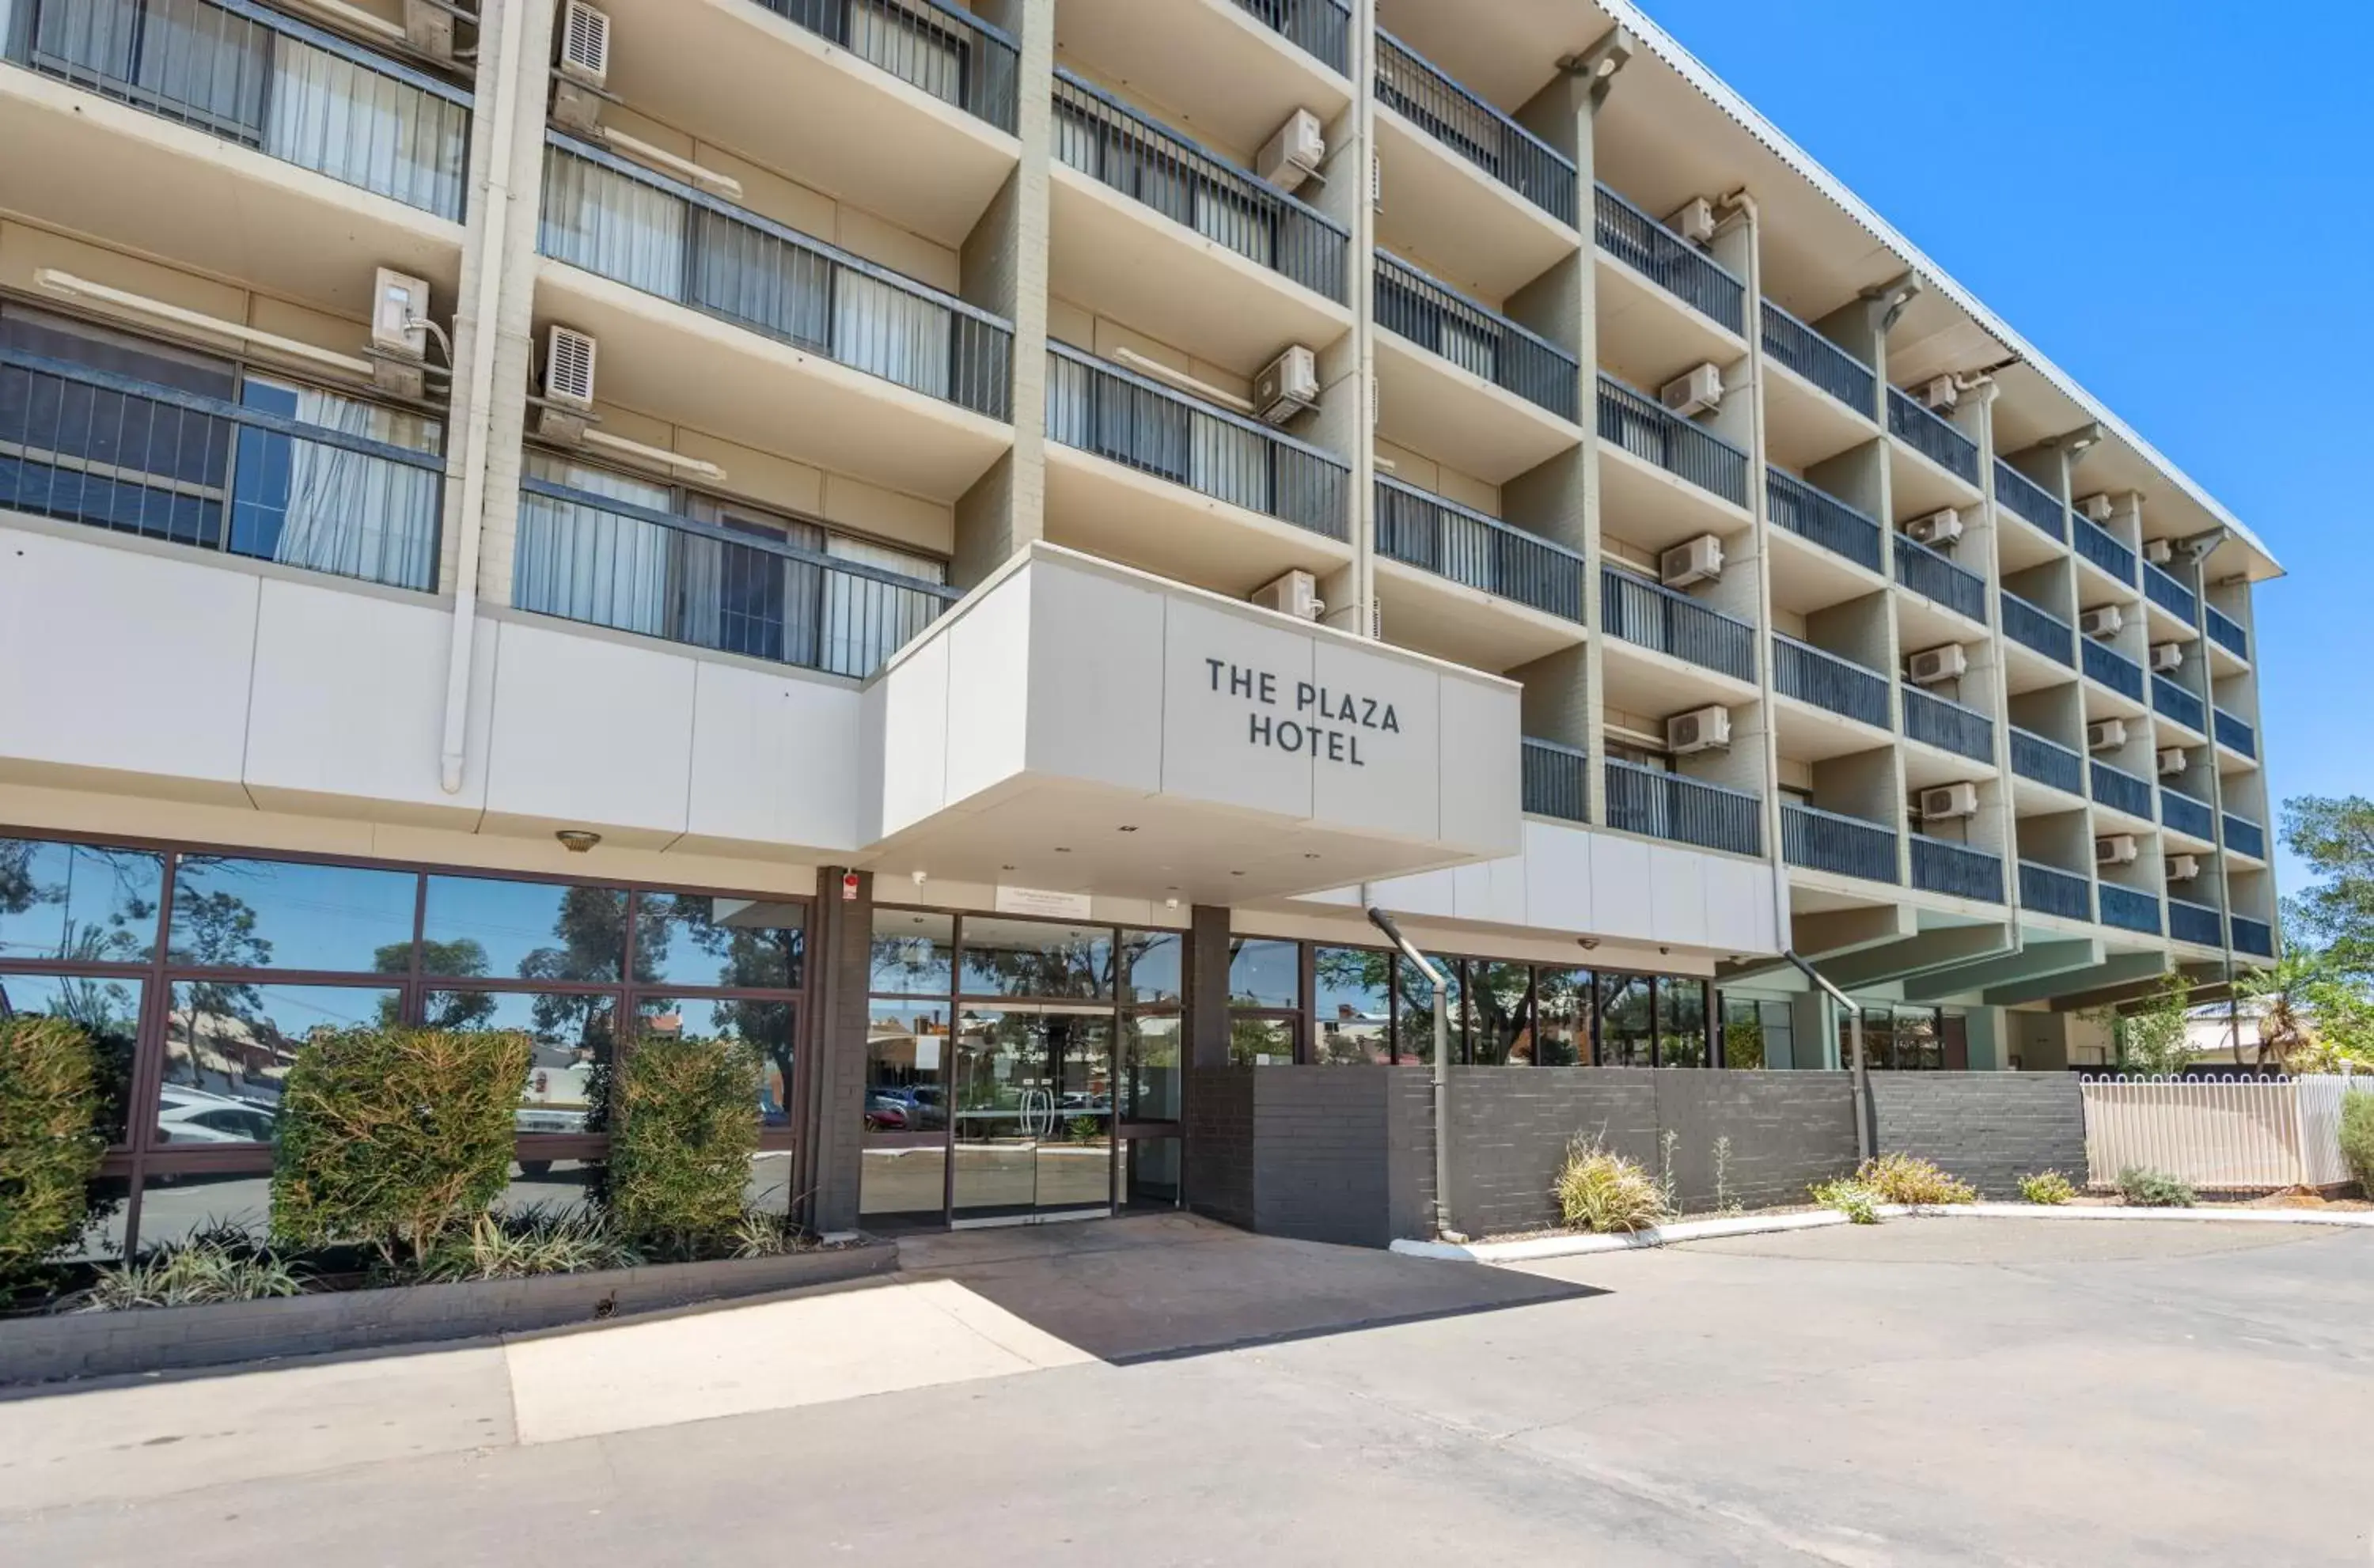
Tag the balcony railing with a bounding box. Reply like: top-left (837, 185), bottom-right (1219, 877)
top-left (1773, 635), bottom-right (1889, 728)
top-left (1375, 476), bottom-right (1583, 621)
top-left (540, 137), bottom-right (1013, 419)
top-left (1782, 801), bottom-right (1898, 882)
top-left (2152, 675), bottom-right (2205, 733)
top-left (2073, 513), bottom-right (2137, 583)
top-left (1602, 567), bottom-right (1754, 681)
top-left (1767, 468), bottom-right (1880, 572)
top-left (2082, 638), bottom-right (2145, 701)
top-left (514, 477), bottom-right (956, 680)
top-left (2223, 813), bottom-right (2267, 860)
top-left (1052, 70), bottom-right (1348, 303)
top-left (0, 341), bottom-right (443, 591)
top-left (1375, 251), bottom-right (1578, 421)
top-left (2143, 561), bottom-right (2198, 623)
top-left (2231, 914), bottom-right (2275, 959)
top-left (2099, 883), bottom-right (2162, 936)
top-left (1902, 686), bottom-right (1994, 763)
top-left (2001, 591), bottom-right (2075, 667)
top-left (6, 0), bottom-right (472, 219)
top-left (2091, 759), bottom-right (2153, 820)
top-left (2009, 726), bottom-right (2084, 795)
top-left (2205, 605), bottom-right (2248, 661)
top-left (1597, 375), bottom-right (1749, 507)
top-left (1893, 533), bottom-right (1986, 622)
top-left (1886, 387), bottom-right (1979, 484)
top-left (2168, 898), bottom-right (2224, 948)
top-left (1375, 31), bottom-right (1576, 225)
top-left (2020, 861), bottom-right (2091, 922)
top-left (1604, 759), bottom-right (1762, 857)
top-left (748, 0), bottom-right (1019, 132)
top-left (2214, 707), bottom-right (2258, 759)
top-left (1993, 460), bottom-right (2065, 542)
top-left (1521, 737), bottom-right (1588, 824)
top-left (1595, 184), bottom-right (1745, 332)
top-left (2160, 787), bottom-right (2215, 840)
top-left (1231, 0), bottom-right (1351, 74)
top-left (1911, 836), bottom-right (2003, 903)
top-left (1045, 343), bottom-right (1348, 539)
top-left (1760, 300), bottom-right (1873, 414)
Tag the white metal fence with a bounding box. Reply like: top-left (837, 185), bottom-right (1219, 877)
top-left (2078, 1074), bottom-right (2362, 1191)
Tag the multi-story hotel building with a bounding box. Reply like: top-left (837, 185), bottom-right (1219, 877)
top-left (0, 0), bottom-right (2279, 1240)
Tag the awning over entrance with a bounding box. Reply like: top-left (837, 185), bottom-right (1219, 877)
top-left (859, 544), bottom-right (1523, 903)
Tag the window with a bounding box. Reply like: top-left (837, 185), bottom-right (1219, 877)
top-left (1720, 996), bottom-right (1792, 1070)
top-left (0, 971), bottom-right (143, 1143)
top-left (1655, 978), bottom-right (1709, 1068)
top-left (1535, 968), bottom-right (1592, 1066)
top-left (170, 856), bottom-right (418, 975)
top-left (1227, 938), bottom-right (1300, 1009)
top-left (870, 909), bottom-right (954, 994)
top-left (1312, 946), bottom-right (1391, 1065)
top-left (1466, 961), bottom-right (1533, 1065)
top-left (1597, 973), bottom-right (1654, 1067)
top-left (960, 919), bottom-right (1113, 1001)
top-left (0, 837), bottom-right (162, 964)
top-left (1394, 955), bottom-right (1463, 1064)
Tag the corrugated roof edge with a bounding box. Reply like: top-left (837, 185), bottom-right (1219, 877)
top-left (1601, 0), bottom-right (2280, 573)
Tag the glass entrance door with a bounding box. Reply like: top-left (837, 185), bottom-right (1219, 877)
top-left (951, 1007), bottom-right (1114, 1224)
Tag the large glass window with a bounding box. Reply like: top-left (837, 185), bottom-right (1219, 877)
top-left (1312, 946), bottom-right (1391, 1065)
top-left (434, 989), bottom-right (617, 1135)
top-left (170, 855), bottom-right (417, 974)
top-left (1226, 938), bottom-right (1300, 1009)
top-left (1535, 968), bottom-right (1592, 1066)
top-left (959, 919), bottom-right (1114, 1000)
top-left (870, 909), bottom-right (954, 994)
top-left (1655, 978), bottom-right (1709, 1068)
top-left (0, 970), bottom-right (143, 1142)
top-left (638, 892), bottom-right (805, 991)
top-left (1228, 1014), bottom-right (1298, 1067)
top-left (0, 837), bottom-right (162, 964)
top-left (1466, 961), bottom-right (1533, 1065)
top-left (1394, 956), bottom-right (1462, 1064)
top-left (1720, 996), bottom-right (1792, 1070)
top-left (158, 981), bottom-right (400, 1142)
top-left (1598, 973), bottom-right (1655, 1067)
top-left (1122, 930), bottom-right (1183, 1006)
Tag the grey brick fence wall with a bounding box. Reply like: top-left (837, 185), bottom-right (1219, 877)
top-left (1869, 1073), bottom-right (2086, 1197)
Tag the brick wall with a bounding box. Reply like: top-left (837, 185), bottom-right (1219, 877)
top-left (1252, 1070), bottom-right (1394, 1247)
top-left (1870, 1073), bottom-right (2086, 1197)
top-left (1184, 1067), bottom-right (1254, 1229)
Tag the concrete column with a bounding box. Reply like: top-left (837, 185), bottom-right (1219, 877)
top-left (799, 868), bottom-right (874, 1237)
top-left (1189, 903), bottom-right (1234, 1069)
top-left (1962, 381), bottom-right (2020, 899)
top-left (1308, 0), bottom-right (1379, 637)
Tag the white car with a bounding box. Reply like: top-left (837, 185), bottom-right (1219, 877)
top-left (155, 1086), bottom-right (277, 1146)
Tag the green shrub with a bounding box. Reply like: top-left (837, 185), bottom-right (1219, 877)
top-left (1811, 1179), bottom-right (1880, 1224)
top-left (2018, 1171), bottom-right (2078, 1206)
top-left (730, 1209), bottom-right (814, 1259)
top-left (0, 1015), bottom-right (109, 1285)
top-left (271, 1026), bottom-right (534, 1267)
top-left (417, 1206), bottom-right (638, 1283)
top-left (1553, 1140), bottom-right (1670, 1233)
top-left (2116, 1166), bottom-right (2198, 1208)
top-left (609, 1036), bottom-right (760, 1258)
top-left (1853, 1153), bottom-right (1977, 1206)
top-left (82, 1231), bottom-right (305, 1312)
top-left (2341, 1091), bottom-right (2374, 1198)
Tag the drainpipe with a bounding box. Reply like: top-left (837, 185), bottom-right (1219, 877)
top-left (438, 0), bottom-right (528, 794)
top-left (1784, 949), bottom-right (1871, 1163)
top-left (1367, 903), bottom-right (1458, 1240)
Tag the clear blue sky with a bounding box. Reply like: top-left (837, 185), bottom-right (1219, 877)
top-left (1638, 0), bottom-right (2373, 896)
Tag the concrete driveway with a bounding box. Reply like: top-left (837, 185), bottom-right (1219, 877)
top-left (2, 1214), bottom-right (2367, 1565)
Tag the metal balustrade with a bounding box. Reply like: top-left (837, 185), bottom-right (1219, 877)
top-left (1892, 533), bottom-right (1986, 621)
top-left (2168, 898), bottom-right (2224, 947)
top-left (1782, 801), bottom-right (1898, 882)
top-left (2160, 787), bottom-right (2215, 840)
top-left (1910, 836), bottom-right (2002, 902)
top-left (1375, 251), bottom-right (1578, 421)
top-left (0, 342), bottom-right (443, 591)
top-left (1902, 685), bottom-right (1994, 763)
top-left (6, 0), bottom-right (472, 218)
top-left (2222, 813), bottom-right (2267, 860)
top-left (1521, 737), bottom-right (1588, 824)
top-left (1601, 567), bottom-right (1755, 681)
top-left (2214, 707), bottom-right (2258, 758)
top-left (1594, 184), bottom-right (1746, 331)
top-left (1375, 476), bottom-right (1582, 621)
top-left (2098, 883), bottom-right (2162, 936)
top-left (540, 138), bottom-right (1014, 419)
top-left (1766, 468), bottom-right (1880, 571)
top-left (2001, 590), bottom-right (2075, 666)
top-left (2073, 513), bottom-right (2137, 583)
top-left (2143, 561), bottom-right (2198, 623)
top-left (2231, 914), bottom-right (2274, 958)
top-left (1603, 758), bottom-right (1762, 857)
top-left (2152, 674), bottom-right (2205, 733)
top-left (1052, 70), bottom-right (1348, 303)
top-left (1596, 375), bottom-right (1749, 506)
top-left (1230, 0), bottom-right (1350, 73)
top-left (1760, 300), bottom-right (1873, 413)
top-left (1772, 634), bottom-right (1889, 727)
top-left (514, 477), bottom-right (957, 680)
top-left (2205, 604), bottom-right (2248, 661)
top-left (1886, 386), bottom-right (1979, 483)
top-left (2009, 726), bottom-right (2084, 794)
top-left (747, 0), bottom-right (1018, 132)
top-left (1993, 460), bottom-right (2065, 541)
top-left (2020, 861), bottom-right (2091, 922)
top-left (2091, 759), bottom-right (2154, 819)
top-left (1045, 343), bottom-right (1348, 539)
top-left (1373, 31), bottom-right (1576, 224)
top-left (2082, 638), bottom-right (2145, 700)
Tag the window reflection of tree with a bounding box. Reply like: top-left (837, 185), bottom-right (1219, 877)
top-left (960, 926), bottom-right (1114, 1000)
top-left (0, 840), bottom-right (161, 961)
top-left (1468, 960), bottom-right (1532, 1065)
top-left (172, 888), bottom-right (271, 1089)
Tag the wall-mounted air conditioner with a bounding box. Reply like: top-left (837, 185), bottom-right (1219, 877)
top-left (1666, 195), bottom-right (1716, 244)
top-left (559, 0), bottom-right (610, 85)
top-left (1906, 509), bottom-right (1962, 547)
top-left (1908, 644), bottom-right (1967, 685)
top-left (1667, 705), bottom-right (1731, 755)
top-left (2148, 642), bottom-right (2184, 673)
top-left (1251, 570), bottom-right (1323, 623)
top-left (1918, 376), bottom-right (1958, 412)
top-left (2095, 834), bottom-right (2139, 867)
top-left (1660, 362), bottom-right (1724, 418)
top-left (402, 0), bottom-right (458, 62)
top-left (1919, 782), bottom-right (1980, 820)
top-left (2144, 538), bottom-right (2175, 566)
top-left (2164, 854), bottom-right (2201, 883)
top-left (1254, 345), bottom-right (1318, 425)
top-left (1258, 110), bottom-right (1325, 194)
top-left (2078, 606), bottom-right (2123, 639)
top-left (542, 325), bottom-right (597, 411)
top-left (2086, 719), bottom-right (2127, 752)
top-left (2076, 493), bottom-right (2114, 524)
top-left (2157, 747), bottom-right (2188, 776)
top-left (1659, 533), bottom-right (1723, 589)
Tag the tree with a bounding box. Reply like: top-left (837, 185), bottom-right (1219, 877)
top-left (2281, 796), bottom-right (2374, 978)
top-left (372, 938), bottom-right (496, 1030)
top-left (169, 891), bottom-right (270, 1090)
top-left (2088, 973), bottom-right (2193, 1076)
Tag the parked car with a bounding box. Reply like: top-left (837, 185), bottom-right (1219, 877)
top-left (155, 1086), bottom-right (277, 1146)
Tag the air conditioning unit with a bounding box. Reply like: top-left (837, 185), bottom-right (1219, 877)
top-left (543, 325), bottom-right (598, 411)
top-left (2076, 493), bottom-right (2114, 524)
top-left (1665, 195), bottom-right (1716, 244)
top-left (2095, 834), bottom-right (2140, 867)
top-left (1920, 782), bottom-right (1980, 820)
top-left (2144, 537), bottom-right (2175, 567)
top-left (1907, 644), bottom-right (1967, 685)
top-left (1906, 509), bottom-right (1962, 547)
top-left (1257, 109), bottom-right (1325, 194)
top-left (2078, 605), bottom-right (2123, 639)
top-left (1659, 533), bottom-right (1723, 589)
top-left (2086, 718), bottom-right (2127, 752)
top-left (403, 0), bottom-right (457, 62)
top-left (2164, 854), bottom-right (2201, 883)
top-left (558, 1), bottom-right (610, 85)
top-left (2148, 642), bottom-right (2184, 673)
top-left (1660, 362), bottom-right (1724, 418)
top-left (1251, 570), bottom-right (1324, 623)
top-left (2156, 747), bottom-right (2188, 776)
top-left (1667, 705), bottom-right (1731, 756)
top-left (1253, 345), bottom-right (1319, 425)
top-left (369, 267), bottom-right (430, 359)
top-left (1918, 375), bottom-right (1959, 412)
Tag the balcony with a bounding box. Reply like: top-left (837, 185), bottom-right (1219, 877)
top-left (750, 0), bottom-right (1017, 131)
top-left (1993, 460), bottom-right (2066, 543)
top-left (1994, 595), bottom-right (2073, 678)
top-left (2073, 513), bottom-right (2137, 585)
top-left (1766, 468), bottom-right (1881, 575)
top-left (2091, 759), bottom-right (2153, 821)
top-left (1761, 301), bottom-right (1873, 416)
top-left (1521, 737), bottom-right (1588, 824)
top-left (2020, 860), bottom-right (2091, 922)
top-left (2214, 707), bottom-right (2258, 759)
top-left (1887, 386), bottom-right (1980, 486)
top-left (1595, 184), bottom-right (1746, 335)
top-left (2160, 786), bottom-right (2215, 843)
top-left (1234, 0), bottom-right (1351, 72)
top-left (0, 336), bottom-right (444, 593)
top-left (1372, 253), bottom-right (1580, 481)
top-left (1373, 478), bottom-right (1586, 669)
top-left (1910, 836), bottom-right (2002, 903)
top-left (2223, 812), bottom-right (2267, 861)
top-left (1773, 635), bottom-right (1890, 729)
top-left (1782, 801), bottom-right (1898, 883)
top-left (1902, 686), bottom-right (1994, 764)
top-left (1602, 568), bottom-right (1754, 683)
top-left (2143, 561), bottom-right (2198, 623)
top-left (1597, 375), bottom-right (1750, 525)
top-left (2082, 638), bottom-right (2145, 703)
top-left (1375, 30), bottom-right (1574, 225)
top-left (1893, 534), bottom-right (1986, 623)
top-left (2168, 897), bottom-right (2223, 948)
top-left (514, 477), bottom-right (956, 680)
top-left (2205, 605), bottom-right (2249, 662)
top-left (2098, 883), bottom-right (2162, 937)
top-left (2231, 914), bottom-right (2275, 959)
top-left (2152, 675), bottom-right (2205, 735)
top-left (1604, 759), bottom-right (1762, 858)
top-left (2009, 726), bottom-right (2084, 797)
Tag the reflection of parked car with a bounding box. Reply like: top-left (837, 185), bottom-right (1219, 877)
top-left (156, 1087), bottom-right (277, 1146)
top-left (865, 1090), bottom-right (914, 1131)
